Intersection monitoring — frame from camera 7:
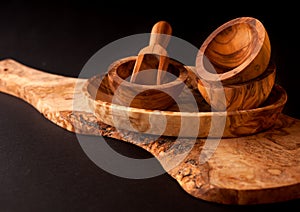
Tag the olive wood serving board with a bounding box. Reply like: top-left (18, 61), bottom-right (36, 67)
top-left (0, 59), bottom-right (300, 205)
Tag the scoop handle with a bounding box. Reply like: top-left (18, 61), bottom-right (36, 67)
top-left (149, 21), bottom-right (172, 48)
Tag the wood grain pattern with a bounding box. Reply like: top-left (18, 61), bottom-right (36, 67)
top-left (107, 56), bottom-right (188, 110)
top-left (0, 59), bottom-right (88, 132)
top-left (0, 59), bottom-right (299, 205)
top-left (88, 64), bottom-right (286, 138)
top-left (197, 62), bottom-right (276, 111)
top-left (196, 17), bottom-right (271, 85)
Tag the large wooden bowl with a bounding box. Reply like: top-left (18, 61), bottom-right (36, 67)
top-left (197, 62), bottom-right (276, 111)
top-left (196, 17), bottom-right (271, 85)
top-left (107, 56), bottom-right (188, 110)
top-left (83, 69), bottom-right (287, 138)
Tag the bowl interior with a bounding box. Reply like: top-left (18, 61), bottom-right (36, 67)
top-left (116, 54), bottom-right (181, 85)
top-left (204, 22), bottom-right (256, 74)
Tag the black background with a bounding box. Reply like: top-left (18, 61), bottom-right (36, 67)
top-left (1, 1), bottom-right (300, 211)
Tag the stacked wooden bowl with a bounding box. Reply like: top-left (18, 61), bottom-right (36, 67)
top-left (196, 17), bottom-right (274, 111)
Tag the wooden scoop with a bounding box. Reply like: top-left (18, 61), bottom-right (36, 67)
top-left (130, 21), bottom-right (172, 85)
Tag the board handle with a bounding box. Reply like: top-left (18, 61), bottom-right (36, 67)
top-left (0, 59), bottom-right (84, 114)
top-left (0, 59), bottom-right (64, 99)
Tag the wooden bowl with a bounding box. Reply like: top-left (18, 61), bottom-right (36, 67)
top-left (83, 70), bottom-right (287, 138)
top-left (196, 17), bottom-right (271, 85)
top-left (106, 56), bottom-right (188, 110)
top-left (197, 62), bottom-right (276, 111)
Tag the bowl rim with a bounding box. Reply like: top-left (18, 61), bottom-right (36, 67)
top-left (197, 61), bottom-right (276, 90)
top-left (195, 16), bottom-right (268, 83)
top-left (107, 56), bottom-right (188, 90)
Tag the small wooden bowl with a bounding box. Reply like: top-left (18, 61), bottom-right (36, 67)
top-left (107, 56), bottom-right (188, 110)
top-left (197, 62), bottom-right (276, 111)
top-left (196, 17), bottom-right (271, 85)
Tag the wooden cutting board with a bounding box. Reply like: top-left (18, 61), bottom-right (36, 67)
top-left (0, 58), bottom-right (299, 205)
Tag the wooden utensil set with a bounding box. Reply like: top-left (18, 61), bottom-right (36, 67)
top-left (109, 17), bottom-right (274, 113)
top-left (1, 16), bottom-right (299, 205)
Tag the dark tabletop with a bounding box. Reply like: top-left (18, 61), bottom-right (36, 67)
top-left (1, 1), bottom-right (300, 211)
